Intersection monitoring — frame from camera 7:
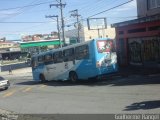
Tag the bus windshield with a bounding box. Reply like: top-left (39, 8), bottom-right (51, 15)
top-left (97, 40), bottom-right (113, 53)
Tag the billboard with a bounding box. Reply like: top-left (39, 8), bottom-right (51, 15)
top-left (87, 17), bottom-right (107, 30)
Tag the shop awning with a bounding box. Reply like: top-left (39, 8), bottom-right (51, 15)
top-left (20, 40), bottom-right (62, 48)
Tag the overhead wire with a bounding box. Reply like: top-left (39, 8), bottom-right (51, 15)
top-left (88, 0), bottom-right (134, 18)
top-left (79, 0), bottom-right (115, 16)
top-left (0, 0), bottom-right (136, 36)
top-left (0, 1), bottom-right (53, 11)
top-left (0, 0), bottom-right (53, 22)
top-left (65, 0), bottom-right (135, 27)
top-left (64, 0), bottom-right (133, 26)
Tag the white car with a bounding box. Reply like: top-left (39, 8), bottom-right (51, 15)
top-left (0, 76), bottom-right (10, 90)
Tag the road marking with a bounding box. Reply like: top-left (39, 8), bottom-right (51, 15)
top-left (39, 85), bottom-right (47, 88)
top-left (22, 87), bottom-right (34, 92)
top-left (3, 90), bottom-right (16, 98)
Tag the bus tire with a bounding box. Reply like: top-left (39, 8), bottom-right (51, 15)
top-left (39, 74), bottom-right (46, 83)
top-left (69, 72), bottom-right (78, 83)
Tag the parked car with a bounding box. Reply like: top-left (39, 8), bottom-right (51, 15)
top-left (0, 76), bottom-right (10, 90)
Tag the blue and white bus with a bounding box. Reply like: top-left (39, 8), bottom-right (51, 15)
top-left (31, 38), bottom-right (118, 82)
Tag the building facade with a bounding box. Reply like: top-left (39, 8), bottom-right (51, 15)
top-left (0, 41), bottom-right (22, 61)
top-left (137, 0), bottom-right (160, 17)
top-left (112, 0), bottom-right (160, 67)
top-left (21, 32), bottom-right (58, 42)
top-left (65, 26), bottom-right (115, 44)
top-left (0, 41), bottom-right (19, 50)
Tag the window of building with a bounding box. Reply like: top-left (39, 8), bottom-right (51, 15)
top-left (75, 45), bottom-right (89, 60)
top-left (148, 26), bottom-right (160, 31)
top-left (128, 28), bottom-right (146, 33)
top-left (158, 0), bottom-right (160, 6)
top-left (119, 31), bottom-right (124, 35)
top-left (148, 0), bottom-right (160, 9)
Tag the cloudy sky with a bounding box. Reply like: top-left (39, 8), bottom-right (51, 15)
top-left (0, 0), bottom-right (137, 40)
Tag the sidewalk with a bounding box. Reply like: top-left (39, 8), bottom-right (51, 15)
top-left (0, 67), bottom-right (32, 76)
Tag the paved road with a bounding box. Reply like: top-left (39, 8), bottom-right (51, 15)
top-left (0, 67), bottom-right (160, 114)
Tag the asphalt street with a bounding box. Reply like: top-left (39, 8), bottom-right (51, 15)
top-left (0, 67), bottom-right (160, 114)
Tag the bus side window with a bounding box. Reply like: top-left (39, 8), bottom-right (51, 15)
top-left (38, 55), bottom-right (44, 64)
top-left (53, 51), bottom-right (63, 63)
top-left (44, 54), bottom-right (52, 63)
top-left (31, 57), bottom-right (37, 68)
top-left (63, 48), bottom-right (74, 62)
top-left (75, 45), bottom-right (89, 60)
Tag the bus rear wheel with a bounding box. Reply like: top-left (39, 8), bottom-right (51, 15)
top-left (69, 72), bottom-right (78, 83)
top-left (40, 74), bottom-right (46, 83)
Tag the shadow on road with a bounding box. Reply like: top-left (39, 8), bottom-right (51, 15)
top-left (16, 80), bottom-right (104, 86)
top-left (110, 76), bottom-right (160, 86)
top-left (16, 75), bottom-right (160, 87)
top-left (16, 79), bottom-right (99, 86)
top-left (124, 100), bottom-right (160, 111)
top-left (17, 81), bottom-right (40, 85)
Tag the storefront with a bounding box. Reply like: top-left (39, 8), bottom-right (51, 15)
top-left (112, 14), bottom-right (160, 67)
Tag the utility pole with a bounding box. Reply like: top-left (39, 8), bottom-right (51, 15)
top-left (45, 15), bottom-right (62, 48)
top-left (70, 9), bottom-right (81, 43)
top-left (50, 0), bottom-right (66, 46)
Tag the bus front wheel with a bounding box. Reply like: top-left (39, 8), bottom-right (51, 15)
top-left (69, 72), bottom-right (78, 82)
top-left (39, 74), bottom-right (46, 83)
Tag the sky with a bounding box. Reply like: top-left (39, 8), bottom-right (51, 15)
top-left (0, 0), bottom-right (137, 40)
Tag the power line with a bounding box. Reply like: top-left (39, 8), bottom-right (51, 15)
top-left (0, 0), bottom-right (54, 22)
top-left (79, 0), bottom-right (113, 16)
top-left (88, 0), bottom-right (134, 18)
top-left (65, 0), bottom-right (135, 28)
top-left (0, 1), bottom-right (53, 11)
top-left (0, 21), bottom-right (51, 23)
top-left (0, 0), bottom-right (136, 37)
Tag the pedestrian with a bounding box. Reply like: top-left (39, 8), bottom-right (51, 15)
top-left (9, 66), bottom-right (12, 75)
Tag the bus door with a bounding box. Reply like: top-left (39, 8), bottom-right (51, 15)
top-left (31, 57), bottom-right (38, 80)
top-left (43, 53), bottom-right (54, 80)
top-left (46, 51), bottom-right (64, 80)
top-left (63, 48), bottom-right (75, 79)
top-left (31, 55), bottom-right (45, 81)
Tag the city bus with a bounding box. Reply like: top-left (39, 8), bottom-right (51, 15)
top-left (31, 38), bottom-right (118, 82)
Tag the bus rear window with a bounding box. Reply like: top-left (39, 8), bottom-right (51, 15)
top-left (31, 57), bottom-right (37, 67)
top-left (97, 40), bottom-right (113, 53)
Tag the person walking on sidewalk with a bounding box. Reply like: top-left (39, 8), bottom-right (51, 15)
top-left (9, 66), bottom-right (12, 75)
